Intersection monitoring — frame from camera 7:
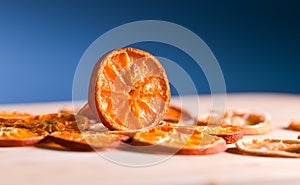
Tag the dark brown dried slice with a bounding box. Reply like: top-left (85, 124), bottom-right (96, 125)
top-left (48, 131), bottom-right (122, 151)
top-left (236, 138), bottom-right (300, 158)
top-left (0, 127), bottom-right (47, 147)
top-left (163, 105), bottom-right (193, 123)
top-left (132, 126), bottom-right (227, 155)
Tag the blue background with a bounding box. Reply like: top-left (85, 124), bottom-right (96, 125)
top-left (0, 0), bottom-right (299, 104)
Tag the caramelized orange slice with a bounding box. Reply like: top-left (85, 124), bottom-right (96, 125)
top-left (0, 127), bottom-right (47, 147)
top-left (236, 139), bottom-right (300, 158)
top-left (87, 48), bottom-right (170, 131)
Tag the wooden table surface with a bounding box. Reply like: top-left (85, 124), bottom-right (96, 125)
top-left (1, 93), bottom-right (300, 185)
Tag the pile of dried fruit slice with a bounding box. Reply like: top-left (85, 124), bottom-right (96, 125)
top-left (6, 47), bottom-right (296, 159)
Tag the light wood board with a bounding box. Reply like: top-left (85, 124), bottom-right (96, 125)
top-left (0, 93), bottom-right (299, 185)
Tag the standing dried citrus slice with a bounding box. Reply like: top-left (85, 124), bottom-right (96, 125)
top-left (87, 48), bottom-right (170, 131)
top-left (0, 111), bottom-right (35, 123)
top-left (236, 139), bottom-right (300, 158)
top-left (0, 127), bottom-right (47, 147)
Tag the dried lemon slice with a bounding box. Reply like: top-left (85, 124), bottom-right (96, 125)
top-left (236, 138), bottom-right (300, 158)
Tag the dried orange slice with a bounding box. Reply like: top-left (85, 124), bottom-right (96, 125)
top-left (157, 123), bottom-right (244, 144)
top-left (20, 113), bottom-right (89, 133)
top-left (86, 48), bottom-right (170, 131)
top-left (0, 111), bottom-right (35, 123)
top-left (0, 127), bottom-right (47, 147)
top-left (107, 130), bottom-right (141, 138)
top-left (196, 110), bottom-right (272, 135)
top-left (205, 126), bottom-right (245, 144)
top-left (236, 139), bottom-right (300, 158)
top-left (163, 105), bottom-right (193, 123)
top-left (48, 131), bottom-right (123, 151)
top-left (288, 120), bottom-right (300, 131)
top-left (132, 126), bottom-right (226, 155)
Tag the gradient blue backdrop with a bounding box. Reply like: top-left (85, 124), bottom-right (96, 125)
top-left (0, 0), bottom-right (299, 104)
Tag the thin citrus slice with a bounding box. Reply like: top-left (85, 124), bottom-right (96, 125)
top-left (19, 113), bottom-right (89, 133)
top-left (48, 131), bottom-right (123, 151)
top-left (157, 123), bottom-right (244, 144)
top-left (0, 111), bottom-right (35, 123)
top-left (288, 120), bottom-right (300, 131)
top-left (236, 138), bottom-right (300, 158)
top-left (163, 105), bottom-right (193, 123)
top-left (132, 126), bottom-right (226, 155)
top-left (205, 126), bottom-right (245, 144)
top-left (0, 127), bottom-right (47, 147)
top-left (196, 110), bottom-right (272, 135)
top-left (87, 48), bottom-right (170, 131)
